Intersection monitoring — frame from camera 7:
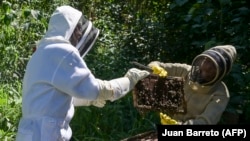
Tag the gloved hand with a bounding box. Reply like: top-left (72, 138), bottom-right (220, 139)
top-left (73, 98), bottom-right (106, 108)
top-left (90, 100), bottom-right (106, 108)
top-left (151, 66), bottom-right (167, 77)
top-left (96, 68), bottom-right (150, 102)
top-left (160, 112), bottom-right (178, 125)
top-left (124, 68), bottom-right (150, 88)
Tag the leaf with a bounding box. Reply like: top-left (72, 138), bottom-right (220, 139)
top-left (175, 0), bottom-right (188, 6)
top-left (219, 0), bottom-right (231, 6)
top-left (22, 9), bottom-right (31, 18)
top-left (204, 40), bottom-right (216, 49)
top-left (2, 1), bottom-right (12, 12)
top-left (31, 10), bottom-right (40, 20)
top-left (238, 7), bottom-right (250, 15)
top-left (0, 98), bottom-right (7, 105)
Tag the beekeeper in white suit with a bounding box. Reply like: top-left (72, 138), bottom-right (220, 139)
top-left (16, 5), bottom-right (149, 141)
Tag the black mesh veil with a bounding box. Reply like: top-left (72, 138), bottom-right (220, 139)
top-left (75, 16), bottom-right (100, 58)
top-left (190, 50), bottom-right (227, 86)
top-left (189, 45), bottom-right (236, 86)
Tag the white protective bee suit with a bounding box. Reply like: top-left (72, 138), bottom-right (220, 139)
top-left (15, 5), bottom-right (149, 141)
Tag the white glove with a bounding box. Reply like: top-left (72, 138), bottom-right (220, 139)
top-left (124, 68), bottom-right (150, 89)
top-left (73, 98), bottom-right (106, 108)
top-left (91, 100), bottom-right (106, 108)
top-left (96, 68), bottom-right (150, 102)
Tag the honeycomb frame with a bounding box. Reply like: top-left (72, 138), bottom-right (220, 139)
top-left (133, 74), bottom-right (186, 115)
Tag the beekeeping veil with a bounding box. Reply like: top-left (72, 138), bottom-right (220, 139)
top-left (74, 16), bottom-right (100, 58)
top-left (37, 6), bottom-right (99, 57)
top-left (190, 45), bottom-right (237, 86)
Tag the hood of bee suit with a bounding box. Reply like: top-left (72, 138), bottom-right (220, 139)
top-left (37, 5), bottom-right (82, 48)
top-left (190, 45), bottom-right (237, 86)
top-left (37, 5), bottom-right (100, 58)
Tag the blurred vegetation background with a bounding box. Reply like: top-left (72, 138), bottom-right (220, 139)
top-left (0, 0), bottom-right (249, 140)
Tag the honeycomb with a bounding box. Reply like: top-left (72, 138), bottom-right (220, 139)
top-left (133, 74), bottom-right (186, 115)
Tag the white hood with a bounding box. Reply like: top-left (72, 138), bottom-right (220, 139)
top-left (37, 5), bottom-right (82, 48)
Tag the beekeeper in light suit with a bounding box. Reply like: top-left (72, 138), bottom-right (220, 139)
top-left (148, 45), bottom-right (237, 125)
top-left (15, 5), bottom-right (149, 141)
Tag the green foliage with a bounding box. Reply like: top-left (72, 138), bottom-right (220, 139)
top-left (0, 1), bottom-right (49, 83)
top-left (0, 0), bottom-right (250, 140)
top-left (0, 82), bottom-right (22, 140)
